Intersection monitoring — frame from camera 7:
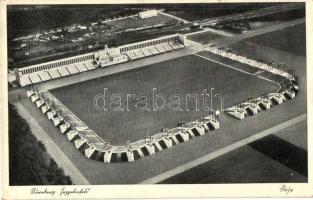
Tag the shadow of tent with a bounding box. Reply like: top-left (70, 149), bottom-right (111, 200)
top-left (75, 139), bottom-right (90, 153)
top-left (191, 128), bottom-right (201, 137)
top-left (132, 149), bottom-right (142, 160)
top-left (89, 150), bottom-right (105, 162)
top-left (291, 86), bottom-right (299, 94)
top-left (152, 143), bottom-right (161, 152)
top-left (168, 137), bottom-right (178, 145)
top-left (175, 133), bottom-right (185, 143)
top-left (158, 139), bottom-right (168, 149)
top-left (109, 152), bottom-right (129, 162)
top-left (207, 122), bottom-right (215, 130)
top-left (270, 98), bottom-right (280, 105)
top-left (140, 146), bottom-right (150, 156)
top-left (283, 92), bottom-right (292, 100)
top-left (257, 102), bottom-right (268, 110)
top-left (245, 107), bottom-right (255, 116)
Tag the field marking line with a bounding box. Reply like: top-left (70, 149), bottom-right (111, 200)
top-left (14, 102), bottom-right (90, 185)
top-left (194, 53), bottom-right (282, 92)
top-left (185, 29), bottom-right (210, 36)
top-left (195, 53), bottom-right (257, 76)
top-left (158, 11), bottom-right (189, 23)
top-left (139, 113), bottom-right (306, 184)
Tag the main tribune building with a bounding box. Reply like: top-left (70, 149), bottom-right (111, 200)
top-left (14, 33), bottom-right (187, 87)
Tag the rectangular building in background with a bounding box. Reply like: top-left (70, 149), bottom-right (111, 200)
top-left (139, 10), bottom-right (158, 19)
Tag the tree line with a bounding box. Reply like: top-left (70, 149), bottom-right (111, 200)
top-left (9, 104), bottom-right (72, 185)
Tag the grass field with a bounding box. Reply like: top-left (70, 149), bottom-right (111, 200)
top-left (187, 31), bottom-right (224, 44)
top-left (160, 138), bottom-right (307, 184)
top-left (105, 14), bottom-right (173, 30)
top-left (242, 23), bottom-right (306, 56)
top-left (228, 23), bottom-right (306, 89)
top-left (51, 54), bottom-right (277, 145)
top-left (164, 3), bottom-right (279, 21)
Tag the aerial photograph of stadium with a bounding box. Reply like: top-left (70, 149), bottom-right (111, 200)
top-left (6, 2), bottom-right (307, 185)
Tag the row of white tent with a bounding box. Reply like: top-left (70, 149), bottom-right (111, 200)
top-left (225, 86), bottom-right (298, 120)
top-left (27, 89), bottom-right (220, 163)
top-left (205, 46), bottom-right (300, 120)
top-left (206, 45), bottom-right (293, 79)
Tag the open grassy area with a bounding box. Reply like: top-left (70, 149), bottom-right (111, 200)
top-left (7, 5), bottom-right (141, 40)
top-left (105, 14), bottom-right (173, 30)
top-left (164, 3), bottom-right (281, 21)
top-left (160, 139), bottom-right (307, 184)
top-left (50, 54), bottom-right (276, 145)
top-left (242, 23), bottom-right (306, 56)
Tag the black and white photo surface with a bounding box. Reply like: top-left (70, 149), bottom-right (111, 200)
top-left (2, 1), bottom-right (311, 198)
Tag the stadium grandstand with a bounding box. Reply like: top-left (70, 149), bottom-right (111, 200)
top-left (22, 30), bottom-right (300, 164)
top-left (15, 33), bottom-right (188, 87)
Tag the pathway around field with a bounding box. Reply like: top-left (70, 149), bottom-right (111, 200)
top-left (14, 102), bottom-right (90, 185)
top-left (140, 113), bottom-right (306, 184)
top-left (186, 28), bottom-right (233, 37)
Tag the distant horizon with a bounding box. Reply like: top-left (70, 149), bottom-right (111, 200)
top-left (7, 2), bottom-right (294, 39)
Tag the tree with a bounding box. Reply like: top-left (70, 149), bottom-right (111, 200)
top-left (9, 104), bottom-right (72, 185)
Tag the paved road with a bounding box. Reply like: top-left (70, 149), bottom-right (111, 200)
top-left (274, 119), bottom-right (307, 150)
top-left (161, 143), bottom-right (306, 184)
top-left (14, 102), bottom-right (90, 185)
